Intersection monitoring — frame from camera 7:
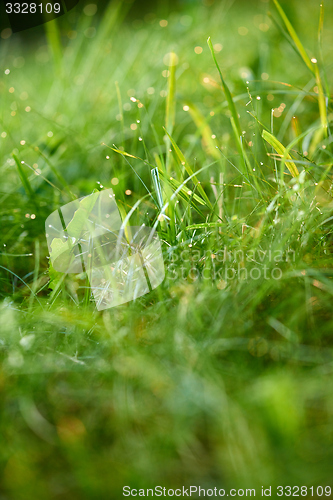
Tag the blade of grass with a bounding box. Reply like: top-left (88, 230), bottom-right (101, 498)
top-left (318, 1), bottom-right (324, 51)
top-left (164, 129), bottom-right (213, 209)
top-left (318, 1), bottom-right (330, 100)
top-left (158, 170), bottom-right (206, 218)
top-left (45, 18), bottom-right (63, 77)
top-left (185, 102), bottom-right (220, 160)
top-left (155, 151), bottom-right (206, 218)
top-left (185, 222), bottom-right (225, 230)
top-left (28, 239), bottom-right (40, 312)
top-left (151, 167), bottom-right (164, 211)
top-left (115, 81), bottom-right (125, 148)
top-left (151, 167), bottom-right (168, 231)
top-left (12, 154), bottom-right (35, 200)
top-left (151, 162), bottom-right (216, 235)
top-left (207, 38), bottom-right (263, 195)
top-left (313, 62), bottom-right (328, 137)
top-left (272, 0), bottom-right (314, 74)
top-left (0, 265), bottom-right (43, 308)
top-left (165, 52), bottom-right (178, 174)
top-left (110, 145), bottom-right (155, 204)
top-left (262, 130), bottom-right (299, 178)
top-left (34, 147), bottom-right (76, 200)
top-left (207, 37), bottom-right (242, 138)
top-left (230, 117), bottom-right (263, 196)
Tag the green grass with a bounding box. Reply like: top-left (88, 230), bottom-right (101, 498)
top-left (1, 0), bottom-right (333, 498)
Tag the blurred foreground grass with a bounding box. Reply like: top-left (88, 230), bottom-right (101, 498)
top-left (1, 0), bottom-right (333, 498)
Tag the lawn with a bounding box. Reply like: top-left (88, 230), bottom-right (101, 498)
top-left (1, 0), bottom-right (333, 498)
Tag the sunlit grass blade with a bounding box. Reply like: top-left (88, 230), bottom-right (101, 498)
top-left (185, 222), bottom-right (225, 230)
top-left (272, 0), bottom-right (314, 74)
top-left (291, 116), bottom-right (302, 145)
top-left (185, 102), bottom-right (220, 160)
top-left (110, 147), bottom-right (139, 160)
top-left (262, 130), bottom-right (299, 178)
top-left (165, 52), bottom-right (178, 174)
top-left (313, 63), bottom-right (328, 137)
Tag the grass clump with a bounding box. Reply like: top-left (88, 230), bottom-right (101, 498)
top-left (0, 0), bottom-right (333, 498)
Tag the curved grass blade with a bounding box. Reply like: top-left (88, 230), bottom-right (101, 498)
top-left (262, 130), bottom-right (299, 178)
top-left (185, 101), bottom-right (220, 160)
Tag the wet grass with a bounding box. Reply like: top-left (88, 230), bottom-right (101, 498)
top-left (0, 0), bottom-right (333, 498)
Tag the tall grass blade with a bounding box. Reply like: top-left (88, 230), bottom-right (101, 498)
top-left (207, 37), bottom-right (242, 138)
top-left (318, 1), bottom-right (330, 99)
top-left (314, 63), bottom-right (328, 137)
top-left (165, 52), bottom-right (178, 174)
top-left (28, 239), bottom-right (40, 312)
top-left (165, 52), bottom-right (177, 135)
top-left (115, 81), bottom-right (125, 147)
top-left (151, 167), bottom-right (164, 210)
top-left (272, 0), bottom-right (314, 74)
top-left (13, 154), bottom-right (35, 199)
top-left (45, 19), bottom-right (63, 76)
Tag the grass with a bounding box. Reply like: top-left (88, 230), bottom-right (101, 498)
top-left (1, 0), bottom-right (333, 498)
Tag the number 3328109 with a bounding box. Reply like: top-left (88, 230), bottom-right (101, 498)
top-left (5, 3), bottom-right (61, 14)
